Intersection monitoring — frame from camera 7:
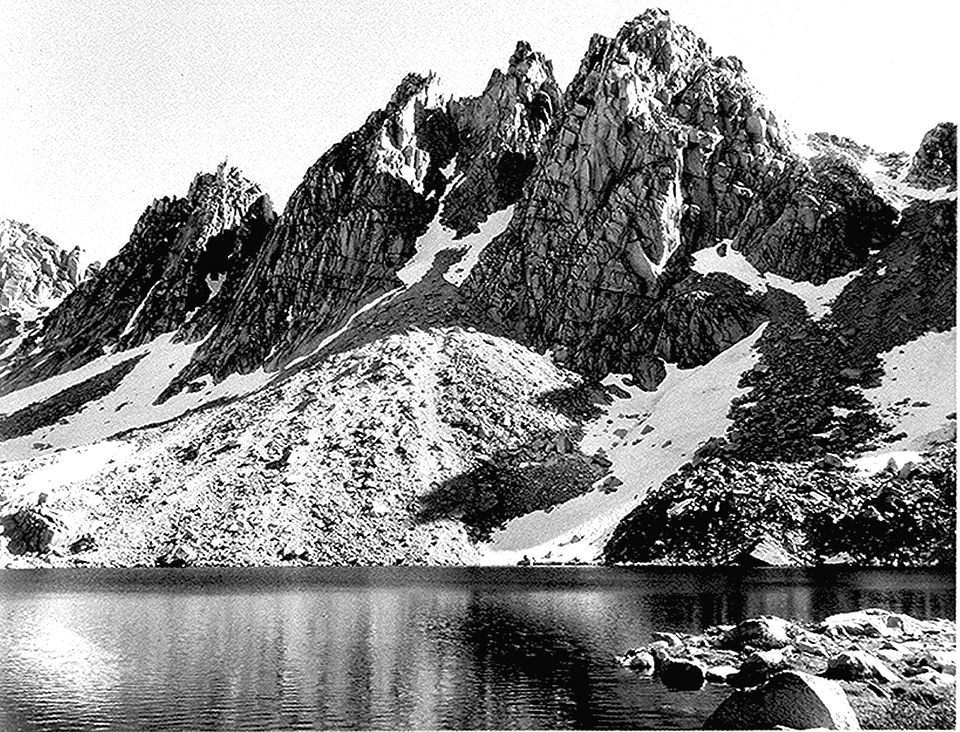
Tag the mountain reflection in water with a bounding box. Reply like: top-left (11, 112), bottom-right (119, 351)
top-left (0, 566), bottom-right (954, 730)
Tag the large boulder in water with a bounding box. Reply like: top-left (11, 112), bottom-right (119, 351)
top-left (705, 670), bottom-right (861, 729)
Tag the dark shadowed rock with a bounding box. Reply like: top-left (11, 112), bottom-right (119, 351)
top-left (659, 656), bottom-right (705, 690)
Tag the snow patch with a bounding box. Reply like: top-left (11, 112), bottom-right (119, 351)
top-left (205, 273), bottom-right (223, 298)
top-left (860, 328), bottom-right (957, 450)
top-left (860, 155), bottom-right (958, 210)
top-left (766, 269), bottom-right (860, 320)
top-left (481, 324), bottom-right (766, 565)
top-left (284, 287), bottom-right (403, 371)
top-left (693, 240), bottom-right (859, 319)
top-left (396, 205), bottom-right (514, 287)
top-left (0, 333), bottom-right (25, 361)
top-left (692, 240), bottom-right (766, 294)
top-left (440, 156), bottom-right (457, 178)
top-left (118, 283), bottom-right (159, 340)
top-left (444, 206), bottom-right (514, 286)
top-left (851, 450), bottom-right (924, 477)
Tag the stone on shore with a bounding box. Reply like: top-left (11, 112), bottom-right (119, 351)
top-left (721, 616), bottom-right (792, 650)
top-left (705, 665), bottom-right (740, 684)
top-left (826, 650), bottom-right (899, 682)
top-left (704, 670), bottom-right (861, 730)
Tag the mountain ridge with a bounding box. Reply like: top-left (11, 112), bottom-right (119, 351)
top-left (0, 9), bottom-right (955, 568)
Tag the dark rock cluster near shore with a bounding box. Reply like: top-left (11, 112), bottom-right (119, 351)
top-left (617, 608), bottom-right (956, 729)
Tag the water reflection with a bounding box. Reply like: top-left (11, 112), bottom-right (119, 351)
top-left (0, 567), bottom-right (953, 731)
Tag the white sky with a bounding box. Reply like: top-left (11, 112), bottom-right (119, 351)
top-left (1, 1), bottom-right (957, 263)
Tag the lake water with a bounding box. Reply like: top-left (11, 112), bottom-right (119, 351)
top-left (0, 566), bottom-right (954, 730)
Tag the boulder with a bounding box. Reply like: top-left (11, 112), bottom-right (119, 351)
top-left (0, 505), bottom-right (84, 555)
top-left (704, 670), bottom-right (861, 730)
top-left (825, 650), bottom-right (899, 683)
top-left (721, 616), bottom-right (792, 650)
top-left (741, 648), bottom-right (789, 676)
top-left (705, 665), bottom-right (740, 684)
top-left (659, 656), bottom-right (705, 690)
top-left (735, 533), bottom-right (801, 566)
top-left (819, 452), bottom-right (845, 469)
top-left (157, 544), bottom-right (198, 568)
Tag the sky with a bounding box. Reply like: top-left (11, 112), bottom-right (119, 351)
top-left (1, 1), bottom-right (957, 264)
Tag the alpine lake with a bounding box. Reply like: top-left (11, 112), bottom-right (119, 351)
top-left (0, 566), bottom-right (954, 730)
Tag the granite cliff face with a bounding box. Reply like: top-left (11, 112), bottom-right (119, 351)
top-left (461, 10), bottom-right (896, 382)
top-left (0, 9), bottom-right (954, 568)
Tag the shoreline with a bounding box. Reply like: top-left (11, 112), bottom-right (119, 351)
top-left (617, 608), bottom-right (957, 729)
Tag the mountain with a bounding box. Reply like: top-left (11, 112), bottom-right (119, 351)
top-left (0, 219), bottom-right (83, 345)
top-left (0, 9), bottom-right (955, 568)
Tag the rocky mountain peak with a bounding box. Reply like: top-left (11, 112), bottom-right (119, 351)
top-left (0, 220), bottom-right (81, 323)
top-left (440, 40), bottom-right (560, 234)
top-left (0, 164), bottom-right (275, 390)
top-left (373, 73), bottom-right (451, 194)
top-left (615, 8), bottom-right (712, 90)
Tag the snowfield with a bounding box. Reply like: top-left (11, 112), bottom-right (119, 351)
top-left (860, 327), bottom-right (957, 451)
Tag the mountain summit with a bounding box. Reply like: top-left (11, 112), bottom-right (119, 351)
top-left (0, 9), bottom-right (955, 568)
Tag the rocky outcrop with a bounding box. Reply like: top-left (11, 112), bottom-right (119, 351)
top-left (829, 198), bottom-right (956, 364)
top-left (0, 501), bottom-right (87, 556)
top-left (625, 272), bottom-right (765, 370)
top-left (168, 46), bottom-right (564, 388)
top-left (603, 442), bottom-right (955, 566)
top-left (904, 122), bottom-right (957, 190)
top-left (0, 219), bottom-right (81, 320)
top-left (461, 9), bottom-right (891, 379)
top-left (174, 74), bottom-right (455, 383)
top-left (441, 41), bottom-right (561, 234)
top-left (731, 155), bottom-right (897, 284)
